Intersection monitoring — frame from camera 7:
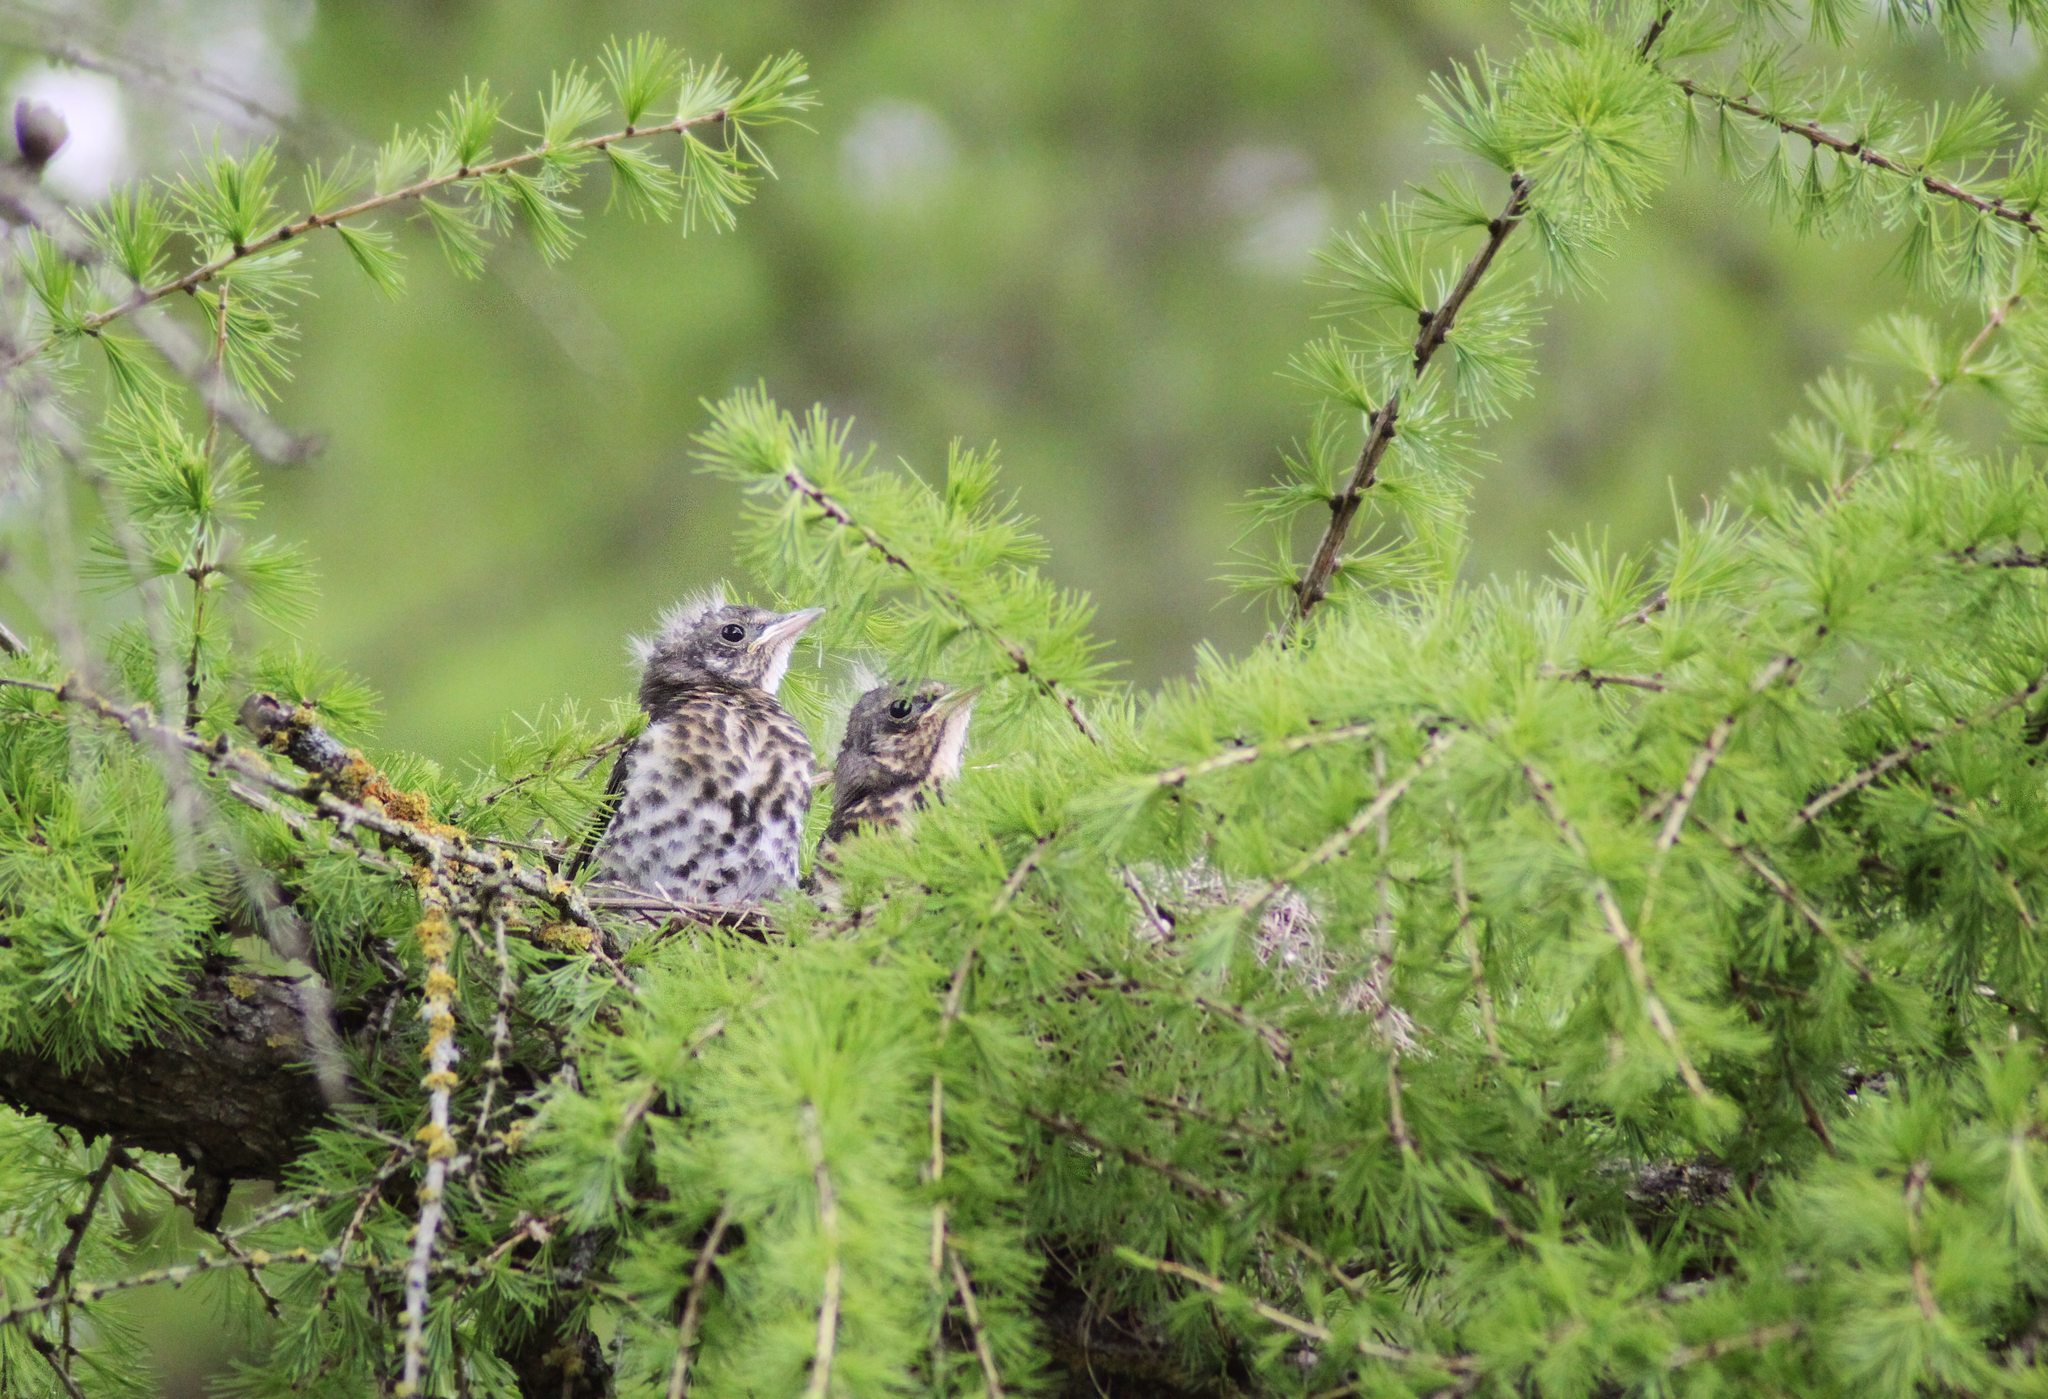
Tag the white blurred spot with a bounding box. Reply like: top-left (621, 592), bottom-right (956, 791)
top-left (11, 66), bottom-right (127, 202)
top-left (1980, 28), bottom-right (2039, 82)
top-left (840, 99), bottom-right (955, 205)
top-left (1210, 142), bottom-right (1332, 276)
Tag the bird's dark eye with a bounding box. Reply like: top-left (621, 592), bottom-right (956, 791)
top-left (719, 624), bottom-right (747, 644)
top-left (888, 698), bottom-right (914, 720)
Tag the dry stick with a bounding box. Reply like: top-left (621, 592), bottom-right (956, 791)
top-left (1117, 1249), bottom-right (1471, 1373)
top-left (779, 464), bottom-right (1099, 743)
top-left (398, 869), bottom-right (463, 1399)
top-left (1237, 730), bottom-right (1456, 919)
top-left (667, 1205), bottom-right (733, 1399)
top-left (0, 106), bottom-right (741, 378)
top-left (1451, 841), bottom-right (1503, 1066)
top-left (799, 1103), bottom-right (843, 1399)
top-left (1790, 667), bottom-right (2048, 827)
top-left (1290, 174), bottom-right (1530, 624)
top-left (1522, 764), bottom-right (1711, 1102)
top-left (1146, 720), bottom-right (1376, 788)
top-left (947, 1247), bottom-right (1007, 1399)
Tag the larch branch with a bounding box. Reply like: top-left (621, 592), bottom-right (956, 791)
top-left (1290, 174), bottom-right (1529, 624)
top-left (780, 465), bottom-right (1099, 742)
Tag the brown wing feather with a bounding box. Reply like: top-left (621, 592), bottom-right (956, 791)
top-left (565, 743), bottom-right (633, 878)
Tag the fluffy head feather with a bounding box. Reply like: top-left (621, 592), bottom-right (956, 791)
top-left (629, 588), bottom-right (822, 711)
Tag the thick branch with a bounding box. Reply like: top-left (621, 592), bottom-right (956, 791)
top-left (1291, 174), bottom-right (1529, 623)
top-left (0, 968), bottom-right (325, 1179)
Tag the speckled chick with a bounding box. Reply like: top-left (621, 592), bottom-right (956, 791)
top-left (582, 593), bottom-right (823, 903)
top-left (820, 680), bottom-right (978, 850)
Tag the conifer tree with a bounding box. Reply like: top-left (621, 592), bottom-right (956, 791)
top-left (5, 5), bottom-right (2048, 1397)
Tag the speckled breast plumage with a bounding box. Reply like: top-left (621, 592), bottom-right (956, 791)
top-left (593, 690), bottom-right (813, 903)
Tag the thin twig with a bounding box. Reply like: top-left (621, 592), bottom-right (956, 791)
top-left (947, 1247), bottom-right (1007, 1398)
top-left (1655, 653), bottom-right (1799, 853)
top-left (779, 465), bottom-right (1099, 743)
top-left (667, 1205), bottom-right (733, 1399)
top-left (1116, 1249), bottom-right (1471, 1372)
top-left (799, 1103), bottom-right (843, 1399)
top-left (0, 106), bottom-right (741, 377)
top-left (1540, 665), bottom-right (1667, 692)
top-left (113, 1148), bottom-right (283, 1319)
top-left (1145, 720), bottom-right (1376, 787)
top-left (1523, 764), bottom-right (1711, 1102)
top-left (1791, 668), bottom-right (2048, 827)
top-left (1666, 1321), bottom-right (1803, 1368)
top-left (1677, 79), bottom-right (2048, 241)
top-left (41, 1136), bottom-right (121, 1381)
top-left (1451, 842), bottom-right (1503, 1066)
top-left (1698, 819), bottom-right (1872, 982)
top-left (1236, 730), bottom-right (1455, 918)
top-left (1291, 175), bottom-right (1529, 623)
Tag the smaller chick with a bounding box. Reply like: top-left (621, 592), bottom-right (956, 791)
top-left (821, 680), bottom-right (979, 849)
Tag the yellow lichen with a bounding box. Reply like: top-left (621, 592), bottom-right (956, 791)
top-left (421, 1069), bottom-right (459, 1092)
top-left (225, 974), bottom-right (259, 1000)
top-left (534, 922), bottom-right (594, 953)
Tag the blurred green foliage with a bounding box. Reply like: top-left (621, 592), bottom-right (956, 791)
top-left (215, 0), bottom-right (1978, 756)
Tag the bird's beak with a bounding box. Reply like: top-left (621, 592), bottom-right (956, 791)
top-left (929, 685), bottom-right (980, 781)
top-left (751, 607), bottom-right (824, 696)
top-left (753, 607), bottom-right (825, 655)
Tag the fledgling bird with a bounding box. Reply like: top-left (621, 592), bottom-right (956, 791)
top-left (575, 591), bottom-right (823, 904)
top-left (820, 680), bottom-right (979, 850)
